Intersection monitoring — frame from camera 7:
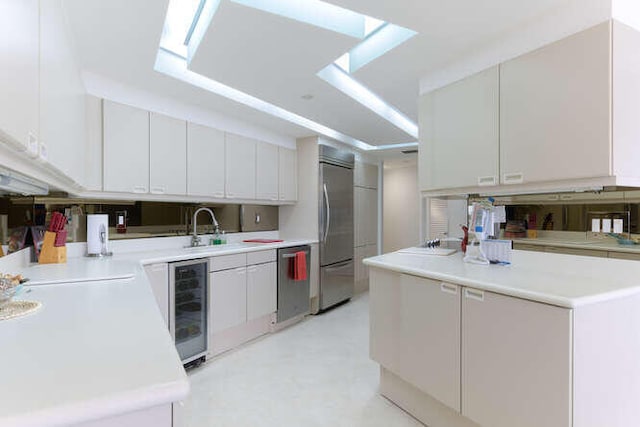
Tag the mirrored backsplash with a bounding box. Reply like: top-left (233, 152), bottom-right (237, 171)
top-left (0, 194), bottom-right (279, 244)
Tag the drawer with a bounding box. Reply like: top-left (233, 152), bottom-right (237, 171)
top-left (209, 253), bottom-right (247, 271)
top-left (247, 249), bottom-right (277, 265)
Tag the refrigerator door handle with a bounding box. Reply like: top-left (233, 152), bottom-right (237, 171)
top-left (323, 183), bottom-right (330, 242)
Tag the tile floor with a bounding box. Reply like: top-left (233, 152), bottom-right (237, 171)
top-left (182, 293), bottom-right (423, 427)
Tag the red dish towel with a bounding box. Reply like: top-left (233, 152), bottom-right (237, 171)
top-left (293, 251), bottom-right (307, 281)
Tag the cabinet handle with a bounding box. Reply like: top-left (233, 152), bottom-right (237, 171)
top-left (464, 288), bottom-right (484, 301)
top-left (133, 185), bottom-right (147, 193)
top-left (150, 186), bottom-right (165, 194)
top-left (440, 283), bottom-right (458, 295)
top-left (214, 192), bottom-right (224, 198)
top-left (560, 194), bottom-right (573, 200)
top-left (247, 266), bottom-right (258, 273)
top-left (503, 172), bottom-right (524, 184)
top-left (477, 176), bottom-right (496, 186)
top-left (226, 192), bottom-right (235, 198)
top-left (236, 267), bottom-right (246, 275)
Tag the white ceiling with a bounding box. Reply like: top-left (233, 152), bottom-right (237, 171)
top-left (63, 0), bottom-right (579, 147)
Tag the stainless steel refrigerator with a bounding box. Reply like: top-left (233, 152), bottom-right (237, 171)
top-left (318, 145), bottom-right (354, 310)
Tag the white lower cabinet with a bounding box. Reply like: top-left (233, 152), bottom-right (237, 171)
top-left (371, 268), bottom-right (572, 427)
top-left (143, 263), bottom-right (169, 327)
top-left (400, 275), bottom-right (460, 411)
top-left (210, 267), bottom-right (247, 333)
top-left (247, 261), bottom-right (277, 321)
top-left (209, 250), bottom-right (277, 355)
top-left (461, 288), bottom-right (572, 427)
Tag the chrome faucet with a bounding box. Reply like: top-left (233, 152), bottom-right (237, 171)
top-left (191, 207), bottom-right (220, 247)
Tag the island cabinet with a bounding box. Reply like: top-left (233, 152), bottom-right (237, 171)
top-left (370, 271), bottom-right (461, 411)
top-left (461, 288), bottom-right (571, 427)
top-left (370, 267), bottom-right (572, 427)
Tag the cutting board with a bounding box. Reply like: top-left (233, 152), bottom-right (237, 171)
top-left (397, 247), bottom-right (457, 256)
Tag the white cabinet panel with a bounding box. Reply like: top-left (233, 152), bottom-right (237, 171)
top-left (256, 142), bottom-right (279, 201)
top-left (354, 187), bottom-right (377, 247)
top-left (150, 113), bottom-right (186, 195)
top-left (225, 133), bottom-right (256, 200)
top-left (400, 275), bottom-right (460, 411)
top-left (187, 122), bottom-right (225, 198)
top-left (354, 161), bottom-right (378, 189)
top-left (103, 100), bottom-right (149, 193)
top-left (278, 147), bottom-right (297, 201)
top-left (143, 263), bottom-right (169, 327)
top-left (500, 22), bottom-right (611, 184)
top-left (247, 261), bottom-right (277, 321)
top-left (0, 0), bottom-right (39, 151)
top-left (210, 267), bottom-right (247, 333)
top-left (419, 66), bottom-right (499, 190)
top-left (462, 288), bottom-right (571, 427)
top-left (369, 268), bottom-right (402, 373)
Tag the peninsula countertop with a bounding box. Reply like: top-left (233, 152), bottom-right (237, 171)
top-left (364, 249), bottom-right (640, 308)
top-left (1, 238), bottom-right (316, 427)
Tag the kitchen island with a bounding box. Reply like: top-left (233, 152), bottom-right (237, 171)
top-left (364, 250), bottom-right (640, 427)
top-left (0, 237), bottom-right (315, 427)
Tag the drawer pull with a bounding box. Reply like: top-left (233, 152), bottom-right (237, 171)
top-left (503, 172), bottom-right (524, 184)
top-left (440, 283), bottom-right (458, 295)
top-left (477, 176), bottom-right (496, 186)
top-left (465, 288), bottom-right (484, 301)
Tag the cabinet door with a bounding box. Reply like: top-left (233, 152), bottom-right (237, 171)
top-left (354, 187), bottom-right (377, 247)
top-left (462, 288), bottom-right (572, 427)
top-left (143, 263), bottom-right (169, 327)
top-left (419, 66), bottom-right (499, 190)
top-left (278, 147), bottom-right (297, 201)
top-left (500, 22), bottom-right (611, 184)
top-left (354, 161), bottom-right (378, 189)
top-left (210, 268), bottom-right (247, 333)
top-left (369, 268), bottom-right (402, 372)
top-left (0, 0), bottom-right (39, 151)
top-left (399, 275), bottom-right (460, 411)
top-left (150, 113), bottom-right (186, 195)
top-left (225, 133), bottom-right (256, 200)
top-left (255, 142), bottom-right (279, 201)
top-left (186, 122), bottom-right (225, 198)
top-left (246, 261), bottom-right (277, 321)
top-left (103, 100), bottom-right (149, 193)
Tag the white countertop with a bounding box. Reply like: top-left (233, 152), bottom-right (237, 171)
top-left (364, 250), bottom-right (640, 308)
top-left (512, 236), bottom-right (640, 253)
top-left (0, 274), bottom-right (188, 427)
top-left (0, 238), bottom-right (315, 427)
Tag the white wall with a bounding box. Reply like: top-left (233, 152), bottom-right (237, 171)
top-left (613, 0), bottom-right (640, 31)
top-left (383, 164), bottom-right (419, 252)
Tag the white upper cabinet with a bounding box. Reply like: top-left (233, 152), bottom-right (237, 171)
top-left (354, 161), bottom-right (378, 189)
top-left (255, 142), bottom-right (279, 201)
top-left (186, 122), bottom-right (225, 198)
top-left (0, 0), bottom-right (39, 151)
top-left (149, 113), bottom-right (186, 195)
top-left (278, 147), bottom-right (297, 202)
top-left (419, 66), bottom-right (499, 191)
top-left (225, 133), bottom-right (256, 200)
top-left (500, 22), bottom-right (611, 185)
top-left (103, 100), bottom-right (150, 193)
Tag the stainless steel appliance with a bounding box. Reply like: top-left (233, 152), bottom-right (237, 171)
top-left (277, 245), bottom-right (311, 322)
top-left (169, 259), bottom-right (208, 365)
top-left (319, 145), bottom-right (354, 310)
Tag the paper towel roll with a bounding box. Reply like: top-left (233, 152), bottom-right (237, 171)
top-left (87, 214), bottom-right (109, 255)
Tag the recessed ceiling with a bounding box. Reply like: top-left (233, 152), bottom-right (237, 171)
top-left (63, 0), bottom-right (594, 149)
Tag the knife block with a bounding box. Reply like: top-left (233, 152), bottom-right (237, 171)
top-left (39, 231), bottom-right (67, 264)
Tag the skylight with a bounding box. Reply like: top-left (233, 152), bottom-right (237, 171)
top-left (156, 0), bottom-right (419, 150)
top-left (229, 0), bottom-right (367, 38)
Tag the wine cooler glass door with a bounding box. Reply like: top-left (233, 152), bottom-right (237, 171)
top-left (170, 260), bottom-right (208, 363)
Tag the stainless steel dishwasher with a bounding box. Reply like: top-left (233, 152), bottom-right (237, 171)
top-left (277, 245), bottom-right (311, 323)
